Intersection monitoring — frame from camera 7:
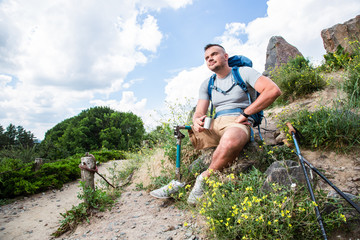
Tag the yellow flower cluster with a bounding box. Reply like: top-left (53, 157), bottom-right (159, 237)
top-left (340, 214), bottom-right (347, 222)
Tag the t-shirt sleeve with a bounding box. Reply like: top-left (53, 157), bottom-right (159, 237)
top-left (239, 66), bottom-right (262, 88)
top-left (198, 78), bottom-right (210, 100)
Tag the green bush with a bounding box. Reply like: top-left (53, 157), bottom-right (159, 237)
top-left (92, 149), bottom-right (127, 163)
top-left (343, 41), bottom-right (360, 106)
top-left (241, 142), bottom-right (298, 172)
top-left (271, 56), bottom-right (327, 104)
top-left (321, 45), bottom-right (351, 72)
top-left (0, 150), bottom-right (127, 199)
top-left (0, 158), bottom-right (26, 172)
top-left (196, 169), bottom-right (347, 239)
top-left (280, 106), bottom-right (360, 152)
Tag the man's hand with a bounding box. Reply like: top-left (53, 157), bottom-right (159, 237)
top-left (193, 115), bottom-right (207, 132)
top-left (234, 115), bottom-right (251, 125)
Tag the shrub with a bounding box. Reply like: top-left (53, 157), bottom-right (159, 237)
top-left (241, 142), bottom-right (298, 172)
top-left (321, 45), bottom-right (351, 72)
top-left (0, 150), bottom-right (127, 199)
top-left (343, 40), bottom-right (360, 106)
top-left (196, 169), bottom-right (347, 239)
top-left (271, 56), bottom-right (327, 104)
top-left (278, 106), bottom-right (360, 152)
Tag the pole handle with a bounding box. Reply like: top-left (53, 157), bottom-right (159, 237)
top-left (286, 122), bottom-right (296, 134)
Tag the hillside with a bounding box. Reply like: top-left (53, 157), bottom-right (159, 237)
top-left (265, 70), bottom-right (359, 196)
top-left (0, 70), bottom-right (359, 239)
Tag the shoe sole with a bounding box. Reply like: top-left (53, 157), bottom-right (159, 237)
top-left (149, 191), bottom-right (172, 199)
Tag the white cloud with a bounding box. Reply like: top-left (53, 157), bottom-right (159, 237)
top-left (164, 0), bottom-right (360, 108)
top-left (90, 91), bottom-right (157, 130)
top-left (164, 65), bottom-right (211, 105)
top-left (91, 91), bottom-right (147, 113)
top-left (137, 0), bottom-right (193, 11)
top-left (0, 74), bottom-right (12, 87)
top-left (1, 0), bottom-right (359, 140)
top-left (0, 0), bottom-right (177, 138)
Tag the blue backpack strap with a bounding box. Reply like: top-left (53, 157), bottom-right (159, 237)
top-left (208, 74), bottom-right (216, 118)
top-left (232, 67), bottom-right (252, 103)
top-left (232, 66), bottom-right (264, 141)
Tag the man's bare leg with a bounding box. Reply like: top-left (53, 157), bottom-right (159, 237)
top-left (187, 127), bottom-right (249, 204)
top-left (202, 127), bottom-right (249, 178)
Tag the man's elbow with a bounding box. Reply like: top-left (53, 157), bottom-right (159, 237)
top-left (267, 85), bottom-right (281, 101)
top-left (274, 87), bottom-right (282, 99)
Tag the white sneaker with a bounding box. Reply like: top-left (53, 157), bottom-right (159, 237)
top-left (150, 180), bottom-right (185, 199)
top-left (187, 175), bottom-right (204, 205)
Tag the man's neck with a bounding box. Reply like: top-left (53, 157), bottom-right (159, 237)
top-left (215, 66), bottom-right (232, 79)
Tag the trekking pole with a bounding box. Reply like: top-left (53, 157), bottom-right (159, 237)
top-left (174, 125), bottom-right (191, 181)
top-left (286, 122), bottom-right (328, 240)
top-left (301, 156), bottom-right (360, 214)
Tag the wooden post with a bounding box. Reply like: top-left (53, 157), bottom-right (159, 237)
top-left (34, 158), bottom-right (43, 171)
top-left (80, 155), bottom-right (96, 190)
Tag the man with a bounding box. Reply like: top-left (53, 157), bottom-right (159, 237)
top-left (151, 44), bottom-right (281, 204)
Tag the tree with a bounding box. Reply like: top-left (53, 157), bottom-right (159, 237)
top-left (0, 125), bottom-right (7, 148)
top-left (5, 124), bottom-right (17, 146)
top-left (0, 124), bottom-right (35, 149)
top-left (39, 107), bottom-right (145, 159)
top-left (16, 126), bottom-right (35, 148)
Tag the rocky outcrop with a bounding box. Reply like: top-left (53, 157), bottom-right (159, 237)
top-left (321, 15), bottom-right (360, 54)
top-left (264, 36), bottom-right (303, 76)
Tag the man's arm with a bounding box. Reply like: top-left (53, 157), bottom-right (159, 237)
top-left (193, 99), bottom-right (210, 132)
top-left (235, 76), bottom-right (281, 124)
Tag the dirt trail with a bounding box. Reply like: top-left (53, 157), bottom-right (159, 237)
top-left (1, 151), bottom-right (358, 240)
top-left (0, 161), bottom-right (200, 240)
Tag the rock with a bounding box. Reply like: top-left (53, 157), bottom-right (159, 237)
top-left (327, 190), bottom-right (358, 200)
top-left (262, 160), bottom-right (314, 191)
top-left (188, 148), bottom-right (213, 174)
top-left (264, 36), bottom-right (303, 76)
top-left (275, 131), bottom-right (287, 145)
top-left (321, 15), bottom-right (360, 55)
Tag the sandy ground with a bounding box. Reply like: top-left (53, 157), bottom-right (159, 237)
top-left (0, 180), bottom-right (82, 240)
top-left (0, 160), bottom-right (202, 240)
top-left (1, 144), bottom-right (359, 240)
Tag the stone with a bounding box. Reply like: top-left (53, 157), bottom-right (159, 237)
top-left (321, 15), bottom-right (360, 55)
top-left (262, 160), bottom-right (314, 192)
top-left (327, 190), bottom-right (358, 200)
top-left (264, 36), bottom-right (303, 76)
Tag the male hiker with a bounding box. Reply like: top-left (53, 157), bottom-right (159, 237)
top-left (150, 44), bottom-right (281, 204)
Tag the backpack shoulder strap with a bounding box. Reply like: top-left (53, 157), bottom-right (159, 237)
top-left (207, 74), bottom-right (216, 118)
top-left (231, 66), bottom-right (252, 103)
top-left (208, 74), bottom-right (216, 100)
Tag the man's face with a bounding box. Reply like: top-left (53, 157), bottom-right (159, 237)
top-left (204, 46), bottom-right (228, 72)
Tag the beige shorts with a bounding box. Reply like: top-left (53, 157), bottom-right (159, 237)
top-left (188, 116), bottom-right (251, 150)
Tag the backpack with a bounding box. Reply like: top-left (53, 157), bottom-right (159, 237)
top-left (207, 55), bottom-right (264, 140)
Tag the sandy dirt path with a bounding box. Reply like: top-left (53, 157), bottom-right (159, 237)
top-left (0, 160), bottom-right (201, 240)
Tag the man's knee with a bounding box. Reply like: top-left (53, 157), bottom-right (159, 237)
top-left (219, 132), bottom-right (248, 150)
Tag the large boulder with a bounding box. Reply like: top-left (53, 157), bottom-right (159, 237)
top-left (321, 15), bottom-right (360, 54)
top-left (264, 36), bottom-right (303, 76)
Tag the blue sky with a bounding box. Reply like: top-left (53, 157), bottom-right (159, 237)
top-left (0, 0), bottom-right (359, 139)
top-left (126, 0), bottom-right (269, 108)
